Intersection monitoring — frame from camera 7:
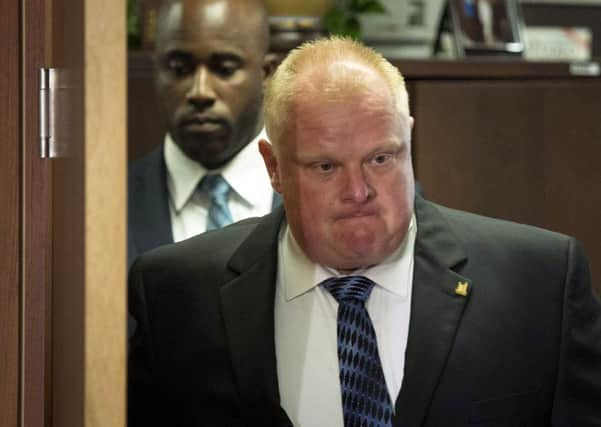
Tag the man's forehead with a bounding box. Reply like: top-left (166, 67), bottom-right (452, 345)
top-left (296, 85), bottom-right (396, 120)
top-left (327, 59), bottom-right (380, 79)
top-left (181, 0), bottom-right (233, 30)
top-left (297, 62), bottom-right (392, 102)
top-left (289, 95), bottom-right (411, 150)
top-left (159, 0), bottom-right (259, 44)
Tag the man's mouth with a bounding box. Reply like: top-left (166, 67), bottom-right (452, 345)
top-left (181, 115), bottom-right (227, 133)
top-left (335, 209), bottom-right (379, 221)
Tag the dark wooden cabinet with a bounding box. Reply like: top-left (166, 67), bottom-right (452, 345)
top-left (128, 55), bottom-right (601, 292)
top-left (400, 61), bottom-right (601, 291)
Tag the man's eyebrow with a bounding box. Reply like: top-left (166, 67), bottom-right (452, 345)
top-left (210, 52), bottom-right (243, 62)
top-left (159, 48), bottom-right (194, 59)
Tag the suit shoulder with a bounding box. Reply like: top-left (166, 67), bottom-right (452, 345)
top-left (423, 201), bottom-right (576, 263)
top-left (128, 145), bottom-right (164, 183)
top-left (132, 216), bottom-right (262, 274)
top-left (439, 203), bottom-right (569, 242)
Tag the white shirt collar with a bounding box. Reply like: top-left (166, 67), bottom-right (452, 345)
top-left (281, 214), bottom-right (417, 302)
top-left (164, 129), bottom-right (269, 213)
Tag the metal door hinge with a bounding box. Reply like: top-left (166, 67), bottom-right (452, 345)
top-left (39, 68), bottom-right (55, 158)
top-left (39, 68), bottom-right (77, 158)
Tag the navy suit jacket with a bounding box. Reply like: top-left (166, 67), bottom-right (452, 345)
top-left (128, 196), bottom-right (601, 426)
top-left (128, 144), bottom-right (281, 267)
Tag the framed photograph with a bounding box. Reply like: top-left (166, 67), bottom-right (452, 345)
top-left (449, 0), bottom-right (524, 57)
top-left (359, 0), bottom-right (447, 58)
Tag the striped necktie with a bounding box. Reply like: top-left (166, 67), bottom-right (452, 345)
top-left (321, 275), bottom-right (393, 427)
top-left (199, 174), bottom-right (233, 230)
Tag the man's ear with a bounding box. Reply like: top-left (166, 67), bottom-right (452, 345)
top-left (258, 139), bottom-right (282, 193)
top-left (262, 53), bottom-right (280, 81)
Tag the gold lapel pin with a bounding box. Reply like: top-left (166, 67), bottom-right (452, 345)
top-left (455, 281), bottom-right (469, 297)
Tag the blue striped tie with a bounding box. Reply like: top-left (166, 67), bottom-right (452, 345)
top-left (321, 275), bottom-right (393, 427)
top-left (199, 174), bottom-right (233, 230)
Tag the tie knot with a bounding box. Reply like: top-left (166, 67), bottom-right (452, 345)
top-left (321, 275), bottom-right (376, 305)
top-left (199, 174), bottom-right (230, 201)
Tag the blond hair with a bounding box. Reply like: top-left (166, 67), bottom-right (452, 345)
top-left (264, 37), bottom-right (409, 149)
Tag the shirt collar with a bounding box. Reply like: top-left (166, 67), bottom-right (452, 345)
top-left (164, 129), bottom-right (270, 213)
top-left (281, 214), bottom-right (417, 301)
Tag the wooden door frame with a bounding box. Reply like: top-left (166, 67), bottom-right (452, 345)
top-left (22, 0), bottom-right (53, 425)
top-left (18, 0), bottom-right (127, 425)
top-left (47, 0), bottom-right (127, 425)
top-left (0, 0), bottom-right (22, 424)
top-left (81, 0), bottom-right (127, 424)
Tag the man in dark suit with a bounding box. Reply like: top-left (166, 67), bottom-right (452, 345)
top-left (128, 0), bottom-right (278, 267)
top-left (128, 37), bottom-right (601, 426)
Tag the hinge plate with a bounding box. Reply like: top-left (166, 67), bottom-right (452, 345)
top-left (39, 68), bottom-right (77, 158)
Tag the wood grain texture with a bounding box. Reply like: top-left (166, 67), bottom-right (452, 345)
top-left (540, 82), bottom-right (601, 288)
top-left (49, 0), bottom-right (126, 424)
top-left (50, 0), bottom-right (85, 424)
top-left (22, 0), bottom-right (53, 425)
top-left (0, 0), bottom-right (21, 426)
top-left (85, 0), bottom-right (126, 425)
top-left (413, 79), bottom-right (601, 293)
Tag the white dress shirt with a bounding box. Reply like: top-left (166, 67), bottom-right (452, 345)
top-left (164, 129), bottom-right (274, 242)
top-left (275, 215), bottom-right (417, 427)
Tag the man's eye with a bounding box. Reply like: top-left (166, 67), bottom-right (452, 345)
top-left (213, 61), bottom-right (239, 78)
top-left (166, 57), bottom-right (193, 76)
top-left (314, 162), bottom-right (334, 173)
top-left (372, 153), bottom-right (393, 165)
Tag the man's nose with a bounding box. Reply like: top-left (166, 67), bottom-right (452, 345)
top-left (342, 167), bottom-right (372, 203)
top-left (186, 66), bottom-right (216, 108)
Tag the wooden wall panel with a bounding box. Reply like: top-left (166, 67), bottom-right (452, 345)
top-left (413, 80), bottom-right (601, 292)
top-left (0, 0), bottom-right (21, 425)
top-left (414, 81), bottom-right (545, 224)
top-left (541, 82), bottom-right (601, 287)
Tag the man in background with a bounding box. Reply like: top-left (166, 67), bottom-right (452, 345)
top-left (128, 0), bottom-right (277, 266)
top-left (129, 37), bottom-right (601, 426)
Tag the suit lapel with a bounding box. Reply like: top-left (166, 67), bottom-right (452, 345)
top-left (219, 198), bottom-right (472, 426)
top-left (128, 145), bottom-right (173, 261)
top-left (220, 207), bottom-right (292, 425)
top-left (394, 197), bottom-right (472, 427)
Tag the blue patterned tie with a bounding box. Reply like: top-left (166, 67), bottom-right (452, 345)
top-left (321, 275), bottom-right (393, 427)
top-left (198, 174), bottom-right (233, 230)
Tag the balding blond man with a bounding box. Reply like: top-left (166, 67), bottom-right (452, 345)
top-left (129, 37), bottom-right (601, 427)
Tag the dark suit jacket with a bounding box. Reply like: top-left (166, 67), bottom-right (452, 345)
top-left (128, 196), bottom-right (601, 426)
top-left (128, 144), bottom-right (281, 268)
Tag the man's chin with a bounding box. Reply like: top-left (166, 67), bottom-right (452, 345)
top-left (335, 238), bottom-right (397, 272)
top-left (175, 136), bottom-right (231, 167)
top-left (177, 127), bottom-right (229, 146)
top-left (323, 245), bottom-right (388, 273)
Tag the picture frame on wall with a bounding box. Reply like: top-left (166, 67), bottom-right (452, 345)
top-left (449, 0), bottom-right (524, 57)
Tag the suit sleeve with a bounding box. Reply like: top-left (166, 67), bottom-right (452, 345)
top-left (128, 258), bottom-right (162, 427)
top-left (552, 238), bottom-right (601, 426)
